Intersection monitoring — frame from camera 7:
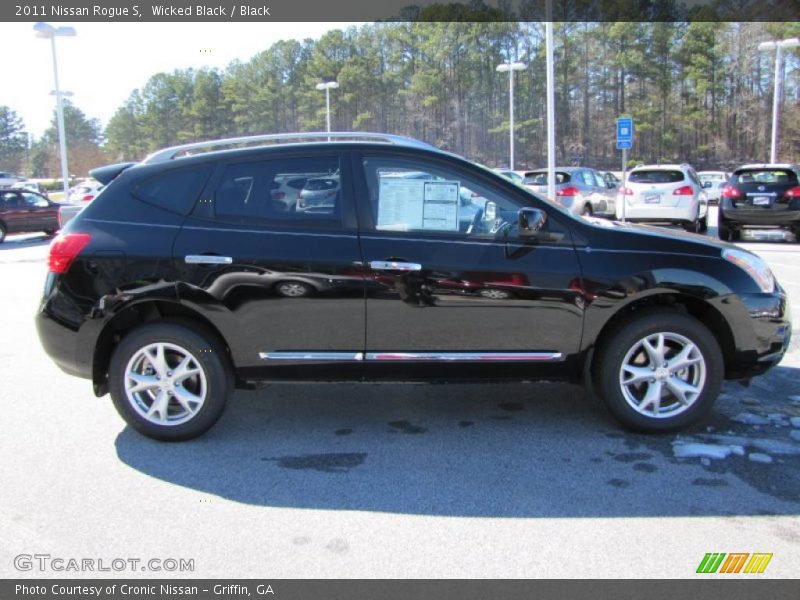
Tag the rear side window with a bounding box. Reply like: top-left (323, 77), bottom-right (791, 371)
top-left (213, 155), bottom-right (341, 226)
top-left (133, 166), bottom-right (211, 215)
top-left (733, 169), bottom-right (797, 184)
top-left (628, 170), bottom-right (684, 184)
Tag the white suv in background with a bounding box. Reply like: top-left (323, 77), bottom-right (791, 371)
top-left (616, 164), bottom-right (708, 232)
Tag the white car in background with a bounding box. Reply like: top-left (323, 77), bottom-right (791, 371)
top-left (698, 170), bottom-right (730, 206)
top-left (11, 181), bottom-right (49, 197)
top-left (68, 180), bottom-right (104, 203)
top-left (616, 164), bottom-right (708, 232)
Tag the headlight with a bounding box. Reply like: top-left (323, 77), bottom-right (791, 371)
top-left (722, 248), bottom-right (775, 293)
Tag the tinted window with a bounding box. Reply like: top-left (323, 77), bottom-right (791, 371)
top-left (214, 156), bottom-right (341, 225)
top-left (134, 166), bottom-right (211, 215)
top-left (733, 169), bottom-right (797, 184)
top-left (22, 192), bottom-right (48, 208)
top-left (578, 171), bottom-right (597, 186)
top-left (628, 170), bottom-right (684, 183)
top-left (0, 192), bottom-right (22, 207)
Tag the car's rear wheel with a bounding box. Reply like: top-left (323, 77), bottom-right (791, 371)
top-left (583, 204), bottom-right (593, 217)
top-left (108, 321), bottom-right (233, 441)
top-left (593, 309), bottom-right (723, 432)
top-left (698, 215), bottom-right (708, 233)
top-left (0, 223), bottom-right (6, 243)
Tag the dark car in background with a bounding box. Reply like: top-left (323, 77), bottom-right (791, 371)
top-left (0, 189), bottom-right (59, 242)
top-left (36, 133), bottom-right (790, 441)
top-left (718, 164), bottom-right (800, 241)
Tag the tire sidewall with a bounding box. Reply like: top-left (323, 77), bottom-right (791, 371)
top-left (594, 310), bottom-right (723, 432)
top-left (108, 321), bottom-right (232, 441)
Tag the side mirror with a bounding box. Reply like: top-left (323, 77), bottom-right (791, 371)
top-left (484, 201), bottom-right (497, 221)
top-left (518, 207), bottom-right (547, 238)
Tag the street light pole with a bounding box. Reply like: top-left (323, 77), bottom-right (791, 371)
top-left (758, 37), bottom-right (800, 163)
top-left (496, 62), bottom-right (526, 171)
top-left (315, 81), bottom-right (339, 136)
top-left (34, 22), bottom-right (76, 201)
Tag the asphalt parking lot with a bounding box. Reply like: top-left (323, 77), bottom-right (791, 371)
top-left (1, 207), bottom-right (798, 578)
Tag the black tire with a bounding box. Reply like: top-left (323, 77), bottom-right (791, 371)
top-left (108, 321), bottom-right (233, 441)
top-left (44, 229), bottom-right (57, 237)
top-left (592, 308), bottom-right (723, 432)
top-left (0, 223), bottom-right (6, 243)
top-left (275, 280), bottom-right (313, 298)
top-left (583, 204), bottom-right (593, 217)
top-left (698, 214), bottom-right (708, 233)
top-left (718, 219), bottom-right (731, 241)
top-left (683, 217), bottom-right (700, 233)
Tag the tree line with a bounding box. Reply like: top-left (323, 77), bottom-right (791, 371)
top-left (2, 20), bottom-right (799, 179)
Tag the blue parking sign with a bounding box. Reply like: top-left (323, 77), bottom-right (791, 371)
top-left (617, 116), bottom-right (633, 149)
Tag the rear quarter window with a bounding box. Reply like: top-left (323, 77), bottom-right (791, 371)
top-left (133, 165), bottom-right (212, 215)
top-left (629, 170), bottom-right (684, 184)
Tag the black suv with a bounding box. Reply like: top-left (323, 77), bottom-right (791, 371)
top-left (719, 163), bottom-right (800, 241)
top-left (36, 133), bottom-right (791, 441)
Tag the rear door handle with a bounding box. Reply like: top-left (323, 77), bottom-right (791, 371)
top-left (369, 260), bottom-right (422, 272)
top-left (185, 255), bottom-right (233, 265)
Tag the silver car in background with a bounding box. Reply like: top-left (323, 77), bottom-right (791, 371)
top-left (616, 164), bottom-right (708, 232)
top-left (522, 167), bottom-right (617, 217)
top-left (698, 170), bottom-right (730, 206)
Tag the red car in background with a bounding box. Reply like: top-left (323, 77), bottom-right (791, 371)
top-left (0, 189), bottom-right (60, 243)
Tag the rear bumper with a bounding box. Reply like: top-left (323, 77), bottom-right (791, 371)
top-left (36, 309), bottom-right (92, 380)
top-left (616, 200), bottom-right (697, 222)
top-left (720, 206), bottom-right (800, 228)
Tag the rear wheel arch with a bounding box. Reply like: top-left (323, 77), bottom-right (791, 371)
top-left (92, 300), bottom-right (233, 396)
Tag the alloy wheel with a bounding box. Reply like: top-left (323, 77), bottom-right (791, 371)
top-left (618, 332), bottom-right (707, 419)
top-left (124, 342), bottom-right (207, 426)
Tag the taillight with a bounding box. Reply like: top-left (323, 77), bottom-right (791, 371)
top-left (57, 210), bottom-right (63, 229)
top-left (721, 184), bottom-right (741, 199)
top-left (618, 187), bottom-right (634, 195)
top-left (82, 194), bottom-right (93, 202)
top-left (785, 186), bottom-right (800, 198)
top-left (48, 233), bottom-right (91, 274)
top-left (673, 185), bottom-right (694, 196)
top-left (557, 186), bottom-right (579, 197)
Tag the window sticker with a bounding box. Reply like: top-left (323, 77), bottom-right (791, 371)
top-left (422, 181), bottom-right (459, 231)
top-left (376, 176), bottom-right (460, 232)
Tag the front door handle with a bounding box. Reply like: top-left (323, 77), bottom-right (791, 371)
top-left (185, 255), bottom-right (233, 265)
top-left (369, 260), bottom-right (422, 272)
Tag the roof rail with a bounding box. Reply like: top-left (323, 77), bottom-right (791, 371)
top-left (141, 132), bottom-right (440, 164)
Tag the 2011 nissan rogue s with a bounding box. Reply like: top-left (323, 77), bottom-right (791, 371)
top-left (36, 133), bottom-right (792, 440)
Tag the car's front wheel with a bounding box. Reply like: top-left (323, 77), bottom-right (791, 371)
top-left (593, 309), bottom-right (723, 432)
top-left (108, 321), bottom-right (233, 441)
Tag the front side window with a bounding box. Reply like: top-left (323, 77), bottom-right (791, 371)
top-left (214, 156), bottom-right (341, 226)
top-left (22, 192), bottom-right (49, 208)
top-left (361, 157), bottom-right (523, 237)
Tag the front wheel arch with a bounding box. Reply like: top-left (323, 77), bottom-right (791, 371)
top-left (588, 293), bottom-right (735, 380)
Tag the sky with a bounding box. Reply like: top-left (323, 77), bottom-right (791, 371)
top-left (0, 22), bottom-right (355, 139)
